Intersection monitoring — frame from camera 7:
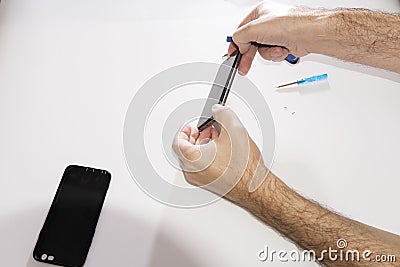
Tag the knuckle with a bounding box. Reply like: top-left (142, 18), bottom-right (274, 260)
top-left (232, 31), bottom-right (240, 43)
top-left (184, 173), bottom-right (199, 186)
top-left (258, 48), bottom-right (272, 60)
top-left (185, 148), bottom-right (202, 161)
top-left (245, 22), bottom-right (260, 41)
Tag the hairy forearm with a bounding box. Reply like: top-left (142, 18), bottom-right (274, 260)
top-left (239, 172), bottom-right (400, 266)
top-left (310, 8), bottom-right (400, 73)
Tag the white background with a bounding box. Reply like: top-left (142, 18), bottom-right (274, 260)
top-left (0, 0), bottom-right (399, 266)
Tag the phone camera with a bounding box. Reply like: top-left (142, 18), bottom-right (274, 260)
top-left (41, 254), bottom-right (47, 260)
top-left (48, 255), bottom-right (54, 261)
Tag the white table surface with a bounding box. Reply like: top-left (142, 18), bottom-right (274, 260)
top-left (0, 0), bottom-right (399, 266)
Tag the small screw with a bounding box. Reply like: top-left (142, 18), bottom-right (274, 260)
top-left (292, 111), bottom-right (296, 115)
top-left (283, 106), bottom-right (287, 109)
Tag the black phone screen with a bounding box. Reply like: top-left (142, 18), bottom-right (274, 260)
top-left (197, 52), bottom-right (242, 131)
top-left (33, 165), bottom-right (111, 267)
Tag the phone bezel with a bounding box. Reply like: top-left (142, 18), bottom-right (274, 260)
top-left (197, 52), bottom-right (242, 131)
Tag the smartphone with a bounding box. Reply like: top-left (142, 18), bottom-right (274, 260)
top-left (33, 165), bottom-right (111, 267)
top-left (197, 52), bottom-right (242, 131)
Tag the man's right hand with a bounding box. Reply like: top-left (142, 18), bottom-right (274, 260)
top-left (229, 1), bottom-right (327, 75)
top-left (229, 1), bottom-right (400, 74)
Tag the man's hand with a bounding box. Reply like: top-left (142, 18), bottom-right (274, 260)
top-left (228, 1), bottom-right (322, 75)
top-left (172, 107), bottom-right (400, 266)
top-left (172, 104), bottom-right (269, 204)
top-left (230, 1), bottom-right (400, 74)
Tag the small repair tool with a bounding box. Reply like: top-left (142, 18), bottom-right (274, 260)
top-left (226, 36), bottom-right (299, 64)
top-left (277, 73), bottom-right (328, 88)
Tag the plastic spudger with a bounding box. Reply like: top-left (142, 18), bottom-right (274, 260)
top-left (226, 36), bottom-right (299, 64)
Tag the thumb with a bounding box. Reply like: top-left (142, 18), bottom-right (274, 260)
top-left (212, 104), bottom-right (247, 142)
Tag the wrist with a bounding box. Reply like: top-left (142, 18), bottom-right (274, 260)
top-left (230, 169), bottom-right (278, 215)
top-left (301, 9), bottom-right (340, 55)
top-left (244, 173), bottom-right (309, 229)
top-left (244, 172), bottom-right (281, 217)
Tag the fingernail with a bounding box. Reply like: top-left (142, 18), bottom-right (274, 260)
top-left (212, 104), bottom-right (229, 112)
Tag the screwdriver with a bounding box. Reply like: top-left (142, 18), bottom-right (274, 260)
top-left (277, 73), bottom-right (328, 88)
top-left (226, 36), bottom-right (299, 64)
